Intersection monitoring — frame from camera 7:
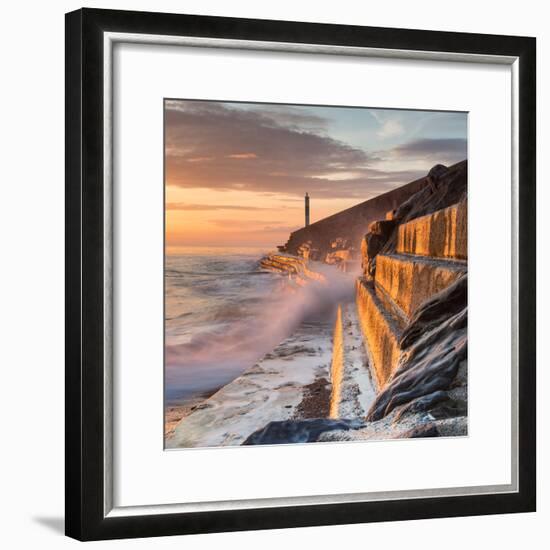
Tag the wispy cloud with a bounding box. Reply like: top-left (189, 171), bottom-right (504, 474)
top-left (388, 138), bottom-right (467, 164)
top-left (165, 101), bottom-right (466, 200)
top-left (242, 105), bottom-right (328, 132)
top-left (377, 119), bottom-right (405, 139)
top-left (186, 156), bottom-right (214, 163)
top-left (208, 219), bottom-right (294, 230)
top-left (226, 153), bottom-right (258, 159)
top-left (166, 202), bottom-right (270, 211)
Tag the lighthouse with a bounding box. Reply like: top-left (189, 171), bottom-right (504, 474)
top-left (305, 192), bottom-right (310, 226)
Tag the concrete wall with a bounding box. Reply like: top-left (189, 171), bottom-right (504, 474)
top-left (282, 175), bottom-right (429, 257)
top-left (375, 254), bottom-right (467, 319)
top-left (356, 196), bottom-right (468, 386)
top-left (397, 201), bottom-right (468, 260)
top-left (356, 279), bottom-right (402, 388)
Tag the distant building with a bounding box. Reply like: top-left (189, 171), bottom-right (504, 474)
top-left (305, 192), bottom-right (310, 227)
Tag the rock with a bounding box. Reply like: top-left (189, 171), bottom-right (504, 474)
top-left (429, 398), bottom-right (467, 420)
top-left (259, 253), bottom-right (327, 286)
top-left (361, 220), bottom-right (397, 279)
top-left (297, 241), bottom-right (312, 260)
top-left (325, 248), bottom-right (352, 266)
top-left (242, 418), bottom-right (365, 445)
top-left (392, 161), bottom-right (466, 226)
top-left (427, 164), bottom-right (449, 192)
top-left (433, 416), bottom-right (468, 437)
top-left (448, 360), bottom-right (468, 403)
top-left (360, 162), bottom-right (467, 283)
top-left (393, 390), bottom-right (450, 423)
top-left (330, 237), bottom-right (349, 249)
top-left (368, 219), bottom-right (397, 237)
top-left (398, 423), bottom-right (440, 438)
top-left (399, 275), bottom-right (467, 349)
top-left (194, 402), bottom-right (213, 411)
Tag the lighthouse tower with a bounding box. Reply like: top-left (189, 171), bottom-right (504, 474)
top-left (305, 192), bottom-right (310, 226)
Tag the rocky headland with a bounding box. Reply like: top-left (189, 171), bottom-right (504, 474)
top-left (167, 160), bottom-right (468, 448)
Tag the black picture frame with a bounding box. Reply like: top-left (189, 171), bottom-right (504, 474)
top-left (65, 7), bottom-right (536, 541)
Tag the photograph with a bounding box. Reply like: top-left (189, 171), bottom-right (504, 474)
top-left (0, 0), bottom-right (541, 545)
top-left (164, 99), bottom-right (468, 448)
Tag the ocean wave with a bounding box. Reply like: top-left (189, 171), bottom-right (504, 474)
top-left (165, 252), bottom-right (349, 406)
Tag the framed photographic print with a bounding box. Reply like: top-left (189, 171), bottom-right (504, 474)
top-left (65, 8), bottom-right (536, 541)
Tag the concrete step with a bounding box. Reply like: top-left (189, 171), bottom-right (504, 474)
top-left (356, 278), bottom-right (404, 388)
top-left (396, 201), bottom-right (467, 260)
top-left (375, 253), bottom-right (467, 319)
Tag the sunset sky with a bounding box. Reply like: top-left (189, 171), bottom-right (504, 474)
top-left (165, 99), bottom-right (467, 253)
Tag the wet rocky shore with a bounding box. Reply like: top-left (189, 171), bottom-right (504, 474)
top-left (168, 161), bottom-right (468, 448)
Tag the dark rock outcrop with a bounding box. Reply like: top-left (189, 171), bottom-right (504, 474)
top-left (392, 390), bottom-right (450, 423)
top-left (399, 273), bottom-right (467, 349)
top-left (398, 423), bottom-right (440, 438)
top-left (366, 275), bottom-right (467, 421)
top-left (361, 219), bottom-right (396, 280)
top-left (361, 161), bottom-right (467, 281)
top-left (392, 161), bottom-right (466, 226)
top-left (427, 163), bottom-right (449, 192)
top-left (242, 418), bottom-right (365, 445)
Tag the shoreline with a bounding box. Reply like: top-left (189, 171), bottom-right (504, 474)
top-left (165, 392), bottom-right (217, 440)
top-left (167, 315), bottom-right (335, 448)
top-left (166, 163), bottom-right (469, 447)
top-left (167, 203), bottom-right (468, 445)
top-left (166, 254), bottom-right (368, 448)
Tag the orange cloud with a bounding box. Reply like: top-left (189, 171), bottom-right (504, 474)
top-left (166, 202), bottom-right (269, 211)
top-left (226, 153), bottom-right (258, 159)
top-left (186, 156), bottom-right (214, 163)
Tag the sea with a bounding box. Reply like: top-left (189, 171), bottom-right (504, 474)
top-left (165, 247), bottom-right (286, 409)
